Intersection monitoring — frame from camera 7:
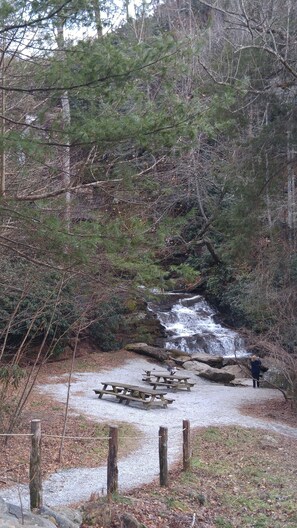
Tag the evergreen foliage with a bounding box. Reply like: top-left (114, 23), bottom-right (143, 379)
top-left (0, 0), bottom-right (297, 400)
top-left (0, 261), bottom-right (79, 354)
top-left (88, 297), bottom-right (129, 351)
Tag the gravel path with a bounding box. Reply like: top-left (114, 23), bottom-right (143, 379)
top-left (3, 356), bottom-right (297, 508)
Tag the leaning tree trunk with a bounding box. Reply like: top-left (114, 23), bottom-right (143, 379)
top-left (125, 343), bottom-right (189, 362)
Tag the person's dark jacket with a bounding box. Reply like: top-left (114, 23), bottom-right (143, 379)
top-left (251, 359), bottom-right (262, 379)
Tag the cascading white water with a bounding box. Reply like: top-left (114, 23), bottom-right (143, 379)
top-left (149, 293), bottom-right (248, 358)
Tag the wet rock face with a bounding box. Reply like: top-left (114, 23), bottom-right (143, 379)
top-left (148, 293), bottom-right (248, 357)
top-left (160, 333), bottom-right (229, 356)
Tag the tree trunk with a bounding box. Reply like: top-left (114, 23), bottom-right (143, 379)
top-left (0, 37), bottom-right (6, 197)
top-left (125, 342), bottom-right (189, 362)
top-left (125, 343), bottom-right (169, 361)
top-left (92, 0), bottom-right (103, 38)
top-left (56, 21), bottom-right (71, 230)
top-left (287, 125), bottom-right (296, 246)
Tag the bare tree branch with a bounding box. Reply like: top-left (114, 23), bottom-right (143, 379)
top-left (234, 45), bottom-right (297, 79)
top-left (14, 179), bottom-right (122, 202)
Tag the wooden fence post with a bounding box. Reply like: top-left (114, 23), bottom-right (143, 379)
top-left (159, 426), bottom-right (168, 487)
top-left (183, 419), bottom-right (191, 471)
top-left (30, 419), bottom-right (42, 510)
top-left (107, 425), bottom-right (118, 495)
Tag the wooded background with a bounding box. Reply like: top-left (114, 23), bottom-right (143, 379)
top-left (1, 0), bottom-right (297, 423)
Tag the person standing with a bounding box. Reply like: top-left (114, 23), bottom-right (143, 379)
top-left (250, 355), bottom-right (262, 388)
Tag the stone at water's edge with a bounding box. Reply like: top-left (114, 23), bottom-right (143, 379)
top-left (126, 343), bottom-right (246, 384)
top-left (183, 352), bottom-right (224, 368)
top-left (125, 342), bottom-right (273, 386)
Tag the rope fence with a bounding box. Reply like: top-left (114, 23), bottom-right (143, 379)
top-left (0, 433), bottom-right (33, 437)
top-left (1, 418), bottom-right (193, 510)
top-left (0, 424), bottom-right (189, 440)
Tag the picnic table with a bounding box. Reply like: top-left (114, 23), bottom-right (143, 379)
top-left (142, 370), bottom-right (195, 391)
top-left (93, 381), bottom-right (174, 409)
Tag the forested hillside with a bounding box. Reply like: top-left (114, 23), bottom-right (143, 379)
top-left (1, 0), bottom-right (297, 421)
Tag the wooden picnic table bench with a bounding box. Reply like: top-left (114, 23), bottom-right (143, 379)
top-left (142, 370), bottom-right (196, 391)
top-left (93, 381), bottom-right (174, 409)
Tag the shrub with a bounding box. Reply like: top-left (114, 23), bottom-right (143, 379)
top-left (0, 263), bottom-right (79, 355)
top-left (89, 297), bottom-right (129, 351)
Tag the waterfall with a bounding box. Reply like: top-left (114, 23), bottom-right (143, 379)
top-left (148, 293), bottom-right (248, 358)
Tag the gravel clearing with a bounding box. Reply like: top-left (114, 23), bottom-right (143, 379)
top-left (3, 356), bottom-right (297, 508)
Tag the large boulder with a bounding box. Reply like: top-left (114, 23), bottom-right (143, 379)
top-left (182, 353), bottom-right (224, 369)
top-left (183, 360), bottom-right (235, 383)
top-left (199, 368), bottom-right (235, 384)
top-left (0, 500), bottom-right (55, 528)
top-left (120, 513), bottom-right (145, 528)
top-left (0, 498), bottom-right (82, 528)
top-left (169, 354), bottom-right (193, 366)
top-left (220, 364), bottom-right (249, 379)
top-left (222, 357), bottom-right (239, 366)
top-left (182, 360), bottom-right (210, 374)
top-left (39, 506), bottom-right (82, 528)
top-left (183, 360), bottom-right (234, 383)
